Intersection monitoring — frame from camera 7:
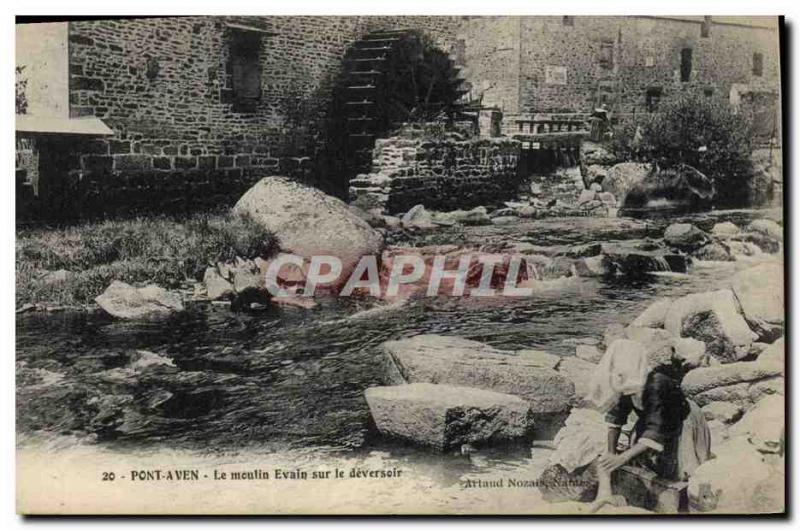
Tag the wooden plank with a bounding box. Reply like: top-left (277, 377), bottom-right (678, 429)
top-left (512, 131), bottom-right (589, 143)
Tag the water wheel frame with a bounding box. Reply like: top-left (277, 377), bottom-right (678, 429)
top-left (325, 29), bottom-right (468, 195)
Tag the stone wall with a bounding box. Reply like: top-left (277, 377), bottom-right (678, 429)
top-left (457, 17), bottom-right (521, 115)
top-left (54, 16), bottom-right (460, 218)
top-left (349, 132), bottom-right (521, 214)
top-left (459, 16), bottom-right (780, 117)
top-left (19, 16), bottom-right (781, 220)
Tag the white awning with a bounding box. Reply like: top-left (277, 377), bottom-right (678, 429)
top-left (16, 115), bottom-right (114, 136)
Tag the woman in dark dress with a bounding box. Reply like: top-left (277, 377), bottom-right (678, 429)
top-left (586, 339), bottom-right (710, 511)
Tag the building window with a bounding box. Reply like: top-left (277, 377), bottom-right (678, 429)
top-left (229, 29), bottom-right (262, 110)
top-left (701, 16), bottom-right (712, 38)
top-left (704, 88), bottom-right (714, 97)
top-left (562, 16), bottom-right (574, 27)
top-left (753, 52), bottom-right (764, 77)
top-left (599, 39), bottom-right (614, 69)
top-left (645, 87), bottom-right (662, 112)
top-left (680, 48), bottom-right (693, 82)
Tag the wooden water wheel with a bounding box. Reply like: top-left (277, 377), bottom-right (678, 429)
top-left (327, 29), bottom-right (470, 193)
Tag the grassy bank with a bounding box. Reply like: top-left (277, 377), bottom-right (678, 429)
top-left (16, 213), bottom-right (277, 308)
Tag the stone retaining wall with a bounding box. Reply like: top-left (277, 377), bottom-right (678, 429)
top-left (349, 135), bottom-right (522, 214)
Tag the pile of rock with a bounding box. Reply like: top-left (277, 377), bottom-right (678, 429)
top-left (91, 177), bottom-right (386, 318)
top-left (662, 219), bottom-right (782, 262)
top-left (517, 167), bottom-right (619, 219)
top-left (365, 334), bottom-right (599, 451)
top-left (538, 258), bottom-right (785, 513)
top-left (380, 166), bottom-right (620, 232)
top-left (206, 258), bottom-right (263, 299)
top-left (579, 142), bottom-right (718, 212)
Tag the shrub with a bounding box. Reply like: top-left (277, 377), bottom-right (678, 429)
top-left (611, 94), bottom-right (755, 207)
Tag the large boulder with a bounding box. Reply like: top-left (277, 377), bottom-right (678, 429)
top-left (673, 337), bottom-right (708, 368)
top-left (622, 164), bottom-right (714, 211)
top-left (95, 281), bottom-right (183, 319)
top-left (619, 329), bottom-right (672, 367)
top-left (746, 219), bottom-right (782, 241)
top-left (688, 437), bottom-right (783, 513)
top-left (630, 298), bottom-right (673, 328)
top-left (749, 465), bottom-right (786, 514)
top-left (381, 335), bottom-right (575, 414)
top-left (691, 242), bottom-right (735, 262)
top-left (663, 223), bottom-right (711, 253)
top-left (620, 329), bottom-right (706, 369)
top-left (601, 162), bottom-right (651, 206)
top-left (681, 359), bottom-right (784, 408)
top-left (701, 401), bottom-right (743, 424)
top-left (758, 337), bottom-right (784, 366)
top-left (728, 394), bottom-right (784, 454)
top-left (724, 240), bottom-right (764, 258)
top-left (711, 222), bottom-right (741, 238)
top-left (664, 290), bottom-right (757, 363)
top-left (233, 177), bottom-right (384, 284)
top-left (731, 231), bottom-right (781, 254)
top-left (730, 263), bottom-right (784, 342)
top-left (364, 383), bottom-right (533, 451)
top-left (600, 244), bottom-right (690, 277)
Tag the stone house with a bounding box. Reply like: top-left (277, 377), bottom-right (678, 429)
top-left (15, 16), bottom-right (781, 221)
top-left (461, 16), bottom-right (781, 135)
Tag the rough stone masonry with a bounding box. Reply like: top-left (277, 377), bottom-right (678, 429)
top-left (350, 134), bottom-right (521, 214)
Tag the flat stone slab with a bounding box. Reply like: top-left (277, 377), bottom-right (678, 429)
top-left (382, 334), bottom-right (575, 413)
top-left (681, 359), bottom-right (784, 408)
top-left (365, 383), bottom-right (533, 451)
top-left (682, 360), bottom-right (783, 396)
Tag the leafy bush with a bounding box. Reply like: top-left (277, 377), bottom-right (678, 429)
top-left (16, 213), bottom-right (277, 306)
top-left (611, 94), bottom-right (755, 206)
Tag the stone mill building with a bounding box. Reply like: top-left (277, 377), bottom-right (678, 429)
top-left (15, 16), bottom-right (781, 221)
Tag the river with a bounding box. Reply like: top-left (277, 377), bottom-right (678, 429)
top-left (15, 207), bottom-right (782, 511)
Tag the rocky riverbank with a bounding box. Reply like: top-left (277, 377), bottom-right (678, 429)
top-left (15, 174), bottom-right (784, 514)
top-left (17, 172), bottom-right (783, 319)
top-left (360, 216), bottom-right (784, 514)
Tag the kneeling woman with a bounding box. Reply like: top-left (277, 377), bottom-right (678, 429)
top-left (587, 339), bottom-right (710, 510)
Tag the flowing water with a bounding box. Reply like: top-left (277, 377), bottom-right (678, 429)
top-left (15, 208), bottom-right (782, 499)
